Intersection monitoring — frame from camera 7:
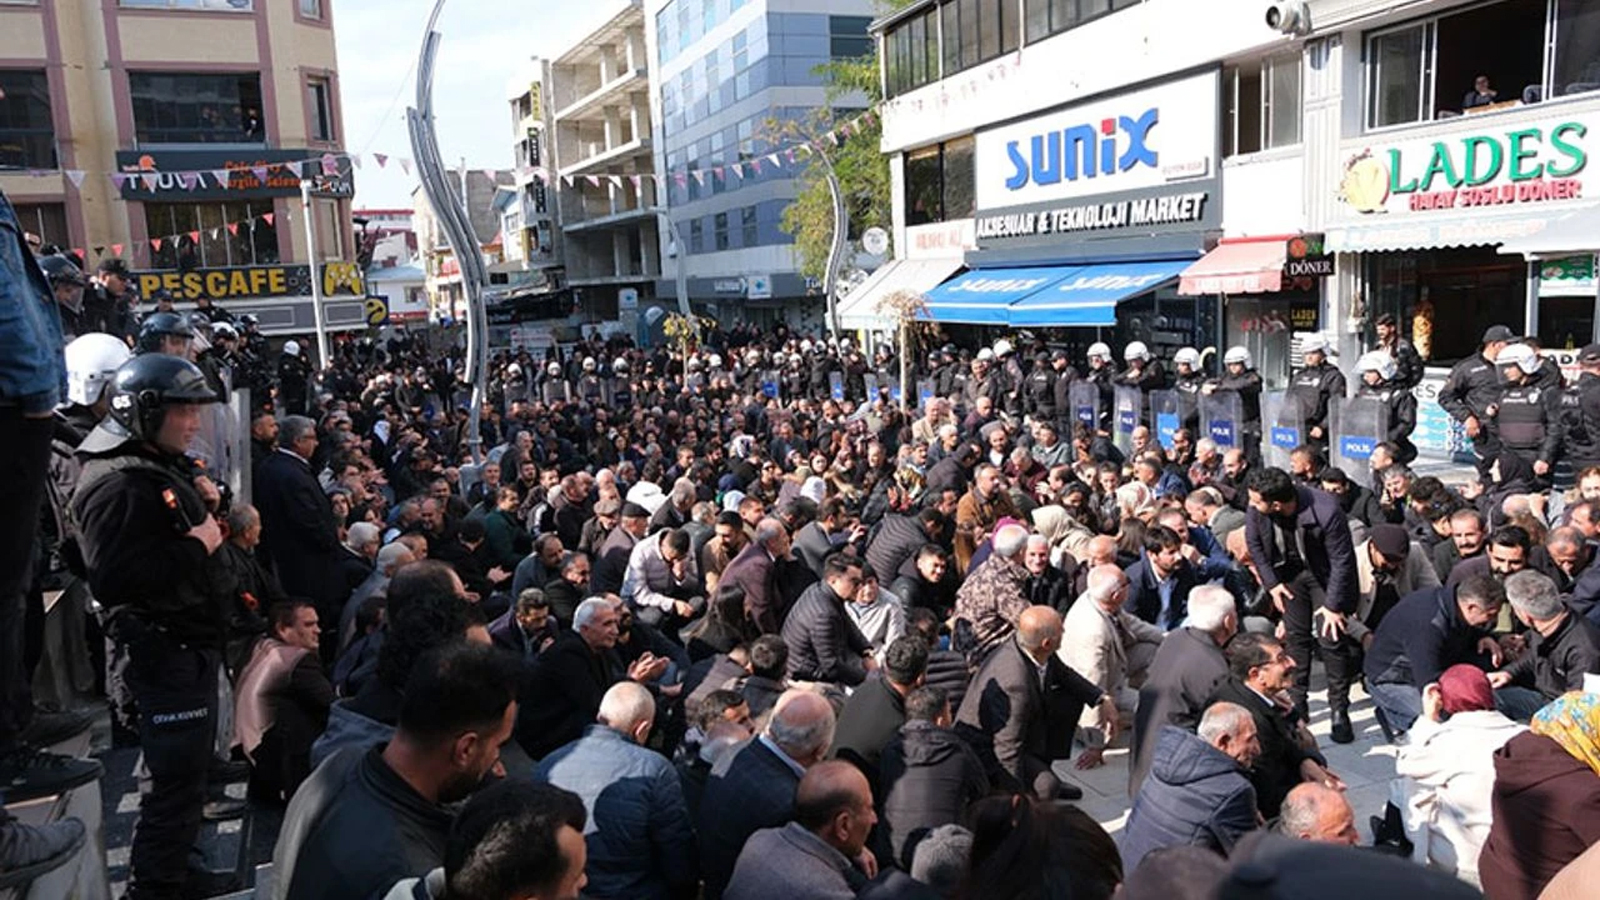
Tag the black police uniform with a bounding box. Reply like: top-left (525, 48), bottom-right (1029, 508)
top-left (1025, 362), bottom-right (1058, 420)
top-left (1354, 379), bottom-right (1418, 463)
top-left (1173, 371), bottom-right (1205, 435)
top-left (1084, 363), bottom-right (1118, 429)
top-left (1378, 336), bottom-right (1425, 391)
top-left (1491, 380), bottom-right (1561, 474)
top-left (1286, 361), bottom-right (1347, 452)
top-left (1559, 369), bottom-right (1600, 472)
top-left (70, 376), bottom-right (227, 899)
top-left (1211, 368), bottom-right (1264, 462)
top-left (1438, 351), bottom-right (1506, 477)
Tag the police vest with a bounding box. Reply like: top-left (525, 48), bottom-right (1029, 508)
top-left (1496, 386), bottom-right (1547, 449)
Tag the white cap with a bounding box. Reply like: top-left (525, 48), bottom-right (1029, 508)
top-left (507, 363), bottom-right (522, 376)
top-left (583, 357), bottom-right (596, 370)
top-left (1087, 342), bottom-right (1111, 361)
top-left (1224, 346), bottom-right (1251, 367)
top-left (613, 357), bottom-right (629, 371)
top-left (1124, 341), bottom-right (1150, 362)
top-left (547, 362), bottom-right (562, 376)
top-left (283, 340), bottom-right (301, 356)
top-left (64, 333), bottom-right (133, 407)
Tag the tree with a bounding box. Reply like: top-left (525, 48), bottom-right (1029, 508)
top-left (769, 50), bottom-right (890, 287)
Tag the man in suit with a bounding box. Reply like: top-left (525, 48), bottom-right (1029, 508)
top-left (255, 415), bottom-right (344, 637)
top-left (955, 605), bottom-right (1113, 801)
top-left (697, 690), bottom-right (836, 899)
top-left (516, 597), bottom-right (668, 759)
top-left (720, 517), bottom-right (792, 634)
top-left (794, 497), bottom-right (857, 579)
top-left (723, 760), bottom-right (876, 900)
top-left (1060, 565), bottom-right (1164, 768)
top-left (1129, 585), bottom-right (1238, 796)
top-left (1123, 524), bottom-right (1201, 631)
top-left (487, 588), bottom-right (557, 662)
top-left (1210, 632), bottom-right (1344, 820)
top-left (1243, 466), bottom-right (1359, 734)
top-left (590, 503), bottom-right (651, 596)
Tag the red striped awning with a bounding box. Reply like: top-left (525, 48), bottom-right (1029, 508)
top-left (1178, 240), bottom-right (1286, 296)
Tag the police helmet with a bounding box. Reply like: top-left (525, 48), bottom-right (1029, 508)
top-left (1174, 347), bottom-right (1201, 368)
top-left (1355, 351), bottom-right (1397, 382)
top-left (240, 313), bottom-right (260, 328)
top-left (1498, 343), bottom-right (1538, 374)
top-left (210, 321), bottom-right (238, 341)
top-left (1224, 346), bottom-right (1252, 368)
top-left (65, 333), bottom-right (134, 407)
top-left (976, 348), bottom-right (995, 362)
top-left (583, 356), bottom-right (597, 371)
top-left (547, 362), bottom-right (562, 377)
top-left (709, 353), bottom-right (723, 369)
top-left (136, 312), bottom-right (193, 354)
top-left (85, 354), bottom-right (217, 452)
top-left (1124, 341), bottom-right (1151, 363)
top-left (993, 339), bottom-right (1014, 357)
top-left (1301, 333), bottom-right (1333, 356)
top-left (745, 349), bottom-right (762, 365)
top-left (283, 340), bottom-right (302, 357)
top-left (1087, 342), bottom-right (1112, 363)
top-left (39, 254), bottom-right (88, 287)
top-left (613, 357), bottom-right (629, 373)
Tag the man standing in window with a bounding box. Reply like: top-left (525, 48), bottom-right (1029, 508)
top-left (1463, 75), bottom-right (1498, 110)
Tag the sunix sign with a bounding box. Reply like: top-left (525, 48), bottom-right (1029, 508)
top-left (1003, 111), bottom-right (1160, 191)
top-left (976, 70), bottom-right (1219, 210)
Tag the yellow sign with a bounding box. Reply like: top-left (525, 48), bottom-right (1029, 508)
top-left (136, 267), bottom-right (295, 302)
top-left (365, 297), bottom-right (389, 326)
top-left (324, 262), bottom-right (365, 297)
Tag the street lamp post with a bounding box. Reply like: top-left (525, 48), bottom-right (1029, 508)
top-left (655, 209), bottom-right (694, 322)
top-left (300, 179), bottom-right (330, 368)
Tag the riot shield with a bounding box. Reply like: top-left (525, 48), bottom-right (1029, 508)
top-left (863, 373), bottom-right (880, 402)
top-left (1262, 390), bottom-right (1304, 470)
top-left (761, 370), bottom-right (781, 401)
top-left (829, 372), bottom-right (845, 402)
top-left (1201, 391), bottom-right (1244, 452)
top-left (918, 380), bottom-right (936, 410)
top-left (1332, 396), bottom-right (1391, 480)
top-left (1151, 390), bottom-right (1182, 451)
top-left (1069, 382), bottom-right (1100, 441)
top-left (890, 380), bottom-right (904, 407)
top-left (1113, 386), bottom-right (1142, 457)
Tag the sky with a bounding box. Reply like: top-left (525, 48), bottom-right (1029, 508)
top-left (333, 0), bottom-right (605, 211)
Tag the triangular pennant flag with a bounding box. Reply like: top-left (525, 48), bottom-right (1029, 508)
top-left (785, 148), bottom-right (798, 164)
top-left (227, 222), bottom-right (239, 236)
top-left (584, 174), bottom-right (600, 187)
top-left (674, 173), bottom-right (687, 188)
top-left (150, 237), bottom-right (163, 251)
top-left (561, 174), bottom-right (575, 188)
top-left (321, 153), bottom-right (339, 175)
top-left (213, 169), bottom-right (231, 188)
top-left (110, 173), bottom-right (129, 190)
top-left (141, 173), bottom-right (159, 190)
top-left (766, 152), bottom-right (781, 167)
top-left (840, 122), bottom-right (854, 138)
top-left (373, 153), bottom-right (388, 168)
top-left (285, 161), bottom-right (304, 177)
top-left (187, 230), bottom-right (200, 244)
top-left (65, 170), bottom-right (86, 189)
top-left (93, 246), bottom-right (105, 256)
top-left (628, 174), bottom-right (642, 191)
top-left (752, 158), bottom-right (763, 174)
top-left (398, 158), bottom-right (412, 175)
top-left (712, 166), bottom-right (724, 179)
top-left (607, 175), bottom-right (622, 189)
top-left (691, 170), bottom-right (706, 186)
top-left (351, 153), bottom-right (362, 169)
top-left (262, 213), bottom-right (275, 227)
top-left (253, 165), bottom-right (270, 183)
top-left (111, 243), bottom-right (123, 257)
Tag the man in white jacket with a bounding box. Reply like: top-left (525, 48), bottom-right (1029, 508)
top-left (1393, 663), bottom-right (1526, 886)
top-left (1059, 564), bottom-right (1164, 768)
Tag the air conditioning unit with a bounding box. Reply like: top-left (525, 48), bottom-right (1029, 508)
top-left (1266, 1), bottom-right (1311, 35)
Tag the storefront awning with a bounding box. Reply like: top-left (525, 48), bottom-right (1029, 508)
top-left (1324, 210), bottom-right (1574, 254)
top-left (1497, 206), bottom-right (1600, 258)
top-left (920, 265), bottom-right (1077, 325)
top-left (1178, 241), bottom-right (1286, 295)
top-left (1005, 260), bottom-right (1191, 327)
top-left (837, 257), bottom-right (966, 329)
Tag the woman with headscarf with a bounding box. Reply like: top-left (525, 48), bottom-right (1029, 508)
top-left (1478, 691), bottom-right (1600, 900)
top-left (1031, 504), bottom-right (1094, 571)
top-left (1392, 664), bottom-right (1526, 886)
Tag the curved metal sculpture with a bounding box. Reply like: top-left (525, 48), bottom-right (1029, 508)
top-left (408, 0), bottom-right (490, 463)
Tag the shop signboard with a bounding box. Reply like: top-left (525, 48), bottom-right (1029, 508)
top-left (1538, 255), bottom-right (1598, 297)
top-left (1333, 110), bottom-right (1596, 222)
top-left (1150, 390), bottom-right (1182, 450)
top-left (905, 220), bottom-right (977, 259)
top-left (972, 70), bottom-right (1221, 252)
top-left (1284, 233), bottom-right (1334, 279)
top-left (115, 149), bottom-right (354, 201)
top-left (132, 263), bottom-right (365, 302)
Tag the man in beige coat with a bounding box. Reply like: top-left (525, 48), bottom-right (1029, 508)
top-left (1058, 565), bottom-right (1163, 768)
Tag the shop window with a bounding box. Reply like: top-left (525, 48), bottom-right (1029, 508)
top-left (884, 8), bottom-right (940, 98)
top-left (1021, 0), bottom-right (1139, 45)
top-left (12, 203), bottom-right (68, 249)
top-left (1365, 0), bottom-right (1551, 130)
top-left (714, 211), bottom-right (730, 250)
top-left (315, 198), bottom-right (345, 262)
top-left (831, 16), bottom-right (873, 60)
top-left (1224, 54), bottom-right (1300, 156)
top-left (1366, 247), bottom-right (1526, 364)
top-left (144, 201), bottom-right (279, 270)
top-left (130, 72), bottom-right (266, 145)
top-left (307, 77), bottom-right (335, 142)
top-left (741, 205), bottom-right (757, 246)
top-left (0, 70), bottom-right (56, 170)
top-left (904, 135), bottom-right (975, 227)
top-left (1552, 0), bottom-right (1600, 96)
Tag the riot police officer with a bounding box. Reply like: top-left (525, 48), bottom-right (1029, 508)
top-left (576, 357), bottom-right (605, 404)
top-left (1439, 325), bottom-right (1514, 480)
top-left (1083, 342), bottom-right (1118, 427)
top-left (1025, 351), bottom-right (1058, 421)
top-left (70, 354), bottom-right (238, 899)
top-left (1172, 346), bottom-right (1205, 434)
top-left (1353, 351), bottom-right (1418, 464)
top-left (135, 311), bottom-right (193, 358)
top-left (1559, 343), bottom-right (1600, 475)
top-left (39, 253), bottom-right (89, 340)
top-left (1287, 333), bottom-right (1347, 453)
top-left (1206, 346), bottom-right (1264, 461)
top-left (1048, 348), bottom-right (1078, 431)
top-left (1117, 341), bottom-right (1168, 391)
top-left (1489, 342), bottom-right (1560, 481)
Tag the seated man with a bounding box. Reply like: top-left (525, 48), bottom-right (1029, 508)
top-left (1119, 702), bottom-right (1261, 871)
top-left (1364, 574), bottom-right (1505, 733)
top-left (621, 527), bottom-right (706, 633)
top-left (955, 605), bottom-right (1114, 801)
top-left (534, 682), bottom-right (696, 900)
top-left (272, 642), bottom-right (519, 900)
top-left (234, 600), bottom-right (334, 805)
top-left (952, 523), bottom-right (1032, 658)
top-left (1129, 586), bottom-right (1238, 797)
top-left (736, 634), bottom-right (790, 723)
top-left (782, 553), bottom-right (877, 690)
top-left (1123, 525), bottom-right (1199, 631)
top-left (830, 636), bottom-right (928, 779)
top-left (1488, 570), bottom-right (1600, 720)
top-left (487, 588), bottom-right (557, 662)
top-left (1277, 782), bottom-right (1359, 845)
top-left (877, 686), bottom-right (989, 870)
top-left (843, 565), bottom-right (906, 664)
top-left (1059, 565), bottom-right (1163, 767)
top-left (723, 760), bottom-right (878, 900)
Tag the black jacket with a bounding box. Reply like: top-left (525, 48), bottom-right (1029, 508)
top-left (1123, 553), bottom-right (1199, 631)
top-left (516, 629), bottom-right (620, 758)
top-left (1439, 352), bottom-right (1504, 425)
top-left (1245, 485), bottom-right (1359, 614)
top-left (782, 580), bottom-right (873, 686)
top-left (1502, 610), bottom-right (1600, 701)
top-left (866, 513), bottom-right (930, 589)
top-left (697, 738), bottom-right (802, 900)
top-left (1364, 584), bottom-right (1489, 689)
top-left (1210, 677), bottom-right (1322, 819)
top-left (922, 647), bottom-right (970, 713)
top-left (256, 449), bottom-right (344, 611)
top-left (271, 745), bottom-right (453, 900)
top-left (831, 674), bottom-right (907, 779)
top-left (877, 721), bottom-right (990, 869)
top-left (1130, 627), bottom-right (1230, 796)
top-left (955, 637), bottom-right (1102, 791)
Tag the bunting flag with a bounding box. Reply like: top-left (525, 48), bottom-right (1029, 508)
top-left (785, 148), bottom-right (798, 165)
top-left (213, 169), bottom-right (231, 188)
top-left (112, 243), bottom-right (123, 256)
top-left (751, 158), bottom-right (763, 175)
top-left (674, 173), bottom-right (688, 188)
top-left (140, 173), bottom-right (159, 190)
top-left (262, 213), bottom-right (275, 227)
top-left (351, 154), bottom-right (362, 169)
top-left (110, 173), bottom-right (129, 191)
top-left (374, 153), bottom-right (388, 168)
top-left (766, 152), bottom-right (781, 167)
top-left (584, 174), bottom-right (600, 187)
top-left (712, 166), bottom-right (724, 180)
top-left (691, 170), bottom-right (706, 186)
top-left (398, 159), bottom-right (412, 175)
top-left (628, 174), bottom-right (642, 191)
top-left (285, 161), bottom-right (304, 177)
top-left (72, 247), bottom-right (84, 260)
top-left (187, 230), bottom-right (200, 244)
top-left (210, 227), bottom-right (222, 240)
top-left (253, 165), bottom-right (270, 183)
top-left (150, 238), bottom-right (163, 252)
top-left (93, 246), bottom-right (105, 256)
top-left (65, 170), bottom-right (86, 189)
top-left (227, 223), bottom-right (239, 236)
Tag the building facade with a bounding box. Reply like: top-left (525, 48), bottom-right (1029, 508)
top-left (413, 169), bottom-right (515, 322)
top-left (505, 58), bottom-right (564, 293)
top-left (0, 0), bottom-right (361, 338)
top-left (645, 0), bottom-right (876, 328)
top-left (870, 0), bottom-right (1600, 456)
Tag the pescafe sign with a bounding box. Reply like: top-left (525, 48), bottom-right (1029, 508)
top-left (973, 70), bottom-right (1222, 249)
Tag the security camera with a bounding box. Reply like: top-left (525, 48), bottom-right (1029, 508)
top-left (1265, 1), bottom-right (1310, 35)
